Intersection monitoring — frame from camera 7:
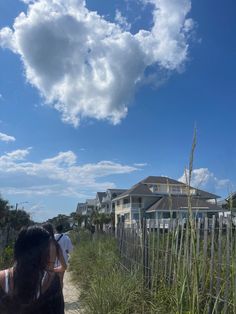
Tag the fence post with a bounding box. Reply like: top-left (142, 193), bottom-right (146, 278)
top-left (216, 215), bottom-right (223, 313)
top-left (223, 215), bottom-right (231, 313)
top-left (142, 215), bottom-right (151, 289)
top-left (209, 215), bottom-right (216, 312)
top-left (119, 216), bottom-right (125, 255)
top-left (202, 216), bottom-right (208, 292)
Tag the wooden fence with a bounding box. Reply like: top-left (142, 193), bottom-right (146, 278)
top-left (116, 216), bottom-right (236, 313)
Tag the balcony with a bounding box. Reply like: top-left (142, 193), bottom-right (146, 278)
top-left (116, 203), bottom-right (143, 211)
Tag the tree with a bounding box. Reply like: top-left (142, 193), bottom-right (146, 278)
top-left (0, 195), bottom-right (10, 224)
top-left (5, 209), bottom-right (31, 231)
top-left (0, 195), bottom-right (33, 247)
top-left (47, 214), bottom-right (71, 232)
top-left (91, 211), bottom-right (112, 231)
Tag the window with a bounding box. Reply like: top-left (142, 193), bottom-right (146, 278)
top-left (133, 213), bottom-right (140, 220)
top-left (146, 212), bottom-right (155, 219)
top-left (124, 213), bottom-right (130, 221)
top-left (171, 186), bottom-right (181, 193)
top-left (163, 212), bottom-right (170, 218)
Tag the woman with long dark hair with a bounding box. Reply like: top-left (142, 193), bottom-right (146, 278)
top-left (0, 226), bottom-right (64, 314)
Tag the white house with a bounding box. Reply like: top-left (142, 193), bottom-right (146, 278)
top-left (113, 176), bottom-right (222, 225)
top-left (95, 189), bottom-right (127, 214)
top-left (76, 198), bottom-right (96, 216)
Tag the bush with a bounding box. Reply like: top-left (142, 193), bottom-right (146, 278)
top-left (0, 245), bottom-right (14, 269)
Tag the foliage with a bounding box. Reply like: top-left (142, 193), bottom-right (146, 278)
top-left (0, 195), bottom-right (33, 270)
top-left (0, 246), bottom-right (14, 269)
top-left (90, 210), bottom-right (112, 231)
top-left (5, 209), bottom-right (32, 231)
top-left (47, 214), bottom-right (71, 231)
top-left (0, 195), bottom-right (11, 225)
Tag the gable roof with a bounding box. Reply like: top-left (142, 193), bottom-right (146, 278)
top-left (226, 192), bottom-right (236, 201)
top-left (113, 176), bottom-right (220, 201)
top-left (113, 183), bottom-right (154, 200)
top-left (140, 176), bottom-right (184, 185)
top-left (146, 195), bottom-right (222, 212)
top-left (107, 188), bottom-right (127, 193)
top-left (194, 188), bottom-right (220, 199)
top-left (96, 192), bottom-right (106, 203)
top-left (140, 176), bottom-right (220, 199)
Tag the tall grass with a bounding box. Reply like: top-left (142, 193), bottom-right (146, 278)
top-left (69, 230), bottom-right (177, 313)
top-left (69, 129), bottom-right (234, 313)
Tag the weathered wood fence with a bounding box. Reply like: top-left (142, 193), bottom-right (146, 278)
top-left (116, 216), bottom-right (236, 313)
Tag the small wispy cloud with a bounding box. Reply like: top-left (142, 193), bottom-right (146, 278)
top-left (115, 9), bottom-right (131, 31)
top-left (133, 162), bottom-right (148, 167)
top-left (0, 132), bottom-right (16, 142)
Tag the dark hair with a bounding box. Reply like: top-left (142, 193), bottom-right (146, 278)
top-left (42, 223), bottom-right (55, 239)
top-left (55, 225), bottom-right (63, 233)
top-left (42, 223), bottom-right (60, 256)
top-left (13, 226), bottom-right (50, 304)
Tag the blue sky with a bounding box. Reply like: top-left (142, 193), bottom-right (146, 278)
top-left (0, 0), bottom-right (235, 221)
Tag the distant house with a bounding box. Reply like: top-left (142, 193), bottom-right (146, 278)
top-left (96, 189), bottom-right (127, 214)
top-left (225, 192), bottom-right (236, 210)
top-left (76, 198), bottom-right (96, 216)
top-left (113, 176), bottom-right (223, 225)
top-left (95, 192), bottom-right (107, 213)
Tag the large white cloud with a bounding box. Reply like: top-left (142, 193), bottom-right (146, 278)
top-left (0, 148), bottom-right (140, 196)
top-left (179, 168), bottom-right (230, 192)
top-left (0, 0), bottom-right (193, 126)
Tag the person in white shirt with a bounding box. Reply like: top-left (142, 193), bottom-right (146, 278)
top-left (54, 224), bottom-right (73, 287)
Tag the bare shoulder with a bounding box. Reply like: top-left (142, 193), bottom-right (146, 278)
top-left (0, 269), bottom-right (6, 290)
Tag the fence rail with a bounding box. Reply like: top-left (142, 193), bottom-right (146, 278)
top-left (116, 215), bottom-right (236, 313)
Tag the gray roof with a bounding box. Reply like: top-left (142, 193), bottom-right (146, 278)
top-left (96, 192), bottom-right (106, 203)
top-left (140, 176), bottom-right (184, 185)
top-left (86, 199), bottom-right (96, 206)
top-left (226, 192), bottom-right (236, 201)
top-left (107, 188), bottom-right (127, 193)
top-left (113, 183), bottom-right (153, 200)
top-left (146, 195), bottom-right (222, 212)
top-left (113, 176), bottom-right (220, 201)
top-left (140, 176), bottom-right (220, 199)
top-left (194, 188), bottom-right (220, 199)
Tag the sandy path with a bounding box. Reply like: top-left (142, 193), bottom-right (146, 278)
top-left (63, 271), bottom-right (81, 314)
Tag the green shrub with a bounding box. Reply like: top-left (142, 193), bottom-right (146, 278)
top-left (0, 245), bottom-right (14, 269)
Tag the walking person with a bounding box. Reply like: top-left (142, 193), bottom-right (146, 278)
top-left (42, 223), bottom-right (67, 275)
top-left (54, 225), bottom-right (73, 287)
top-left (0, 226), bottom-right (64, 314)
